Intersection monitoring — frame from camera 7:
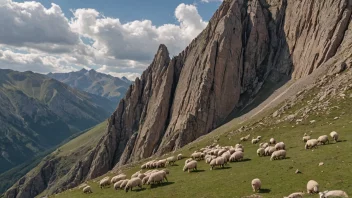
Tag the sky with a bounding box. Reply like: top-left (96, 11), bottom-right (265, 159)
top-left (0, 0), bottom-right (223, 80)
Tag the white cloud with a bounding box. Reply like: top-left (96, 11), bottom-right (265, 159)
top-left (0, 1), bottom-right (208, 80)
top-left (200, 0), bottom-right (223, 3)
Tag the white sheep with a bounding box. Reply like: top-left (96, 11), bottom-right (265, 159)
top-left (114, 180), bottom-right (125, 190)
top-left (82, 186), bottom-right (92, 194)
top-left (191, 152), bottom-right (203, 160)
top-left (142, 175), bottom-right (149, 185)
top-left (99, 177), bottom-right (111, 189)
top-left (131, 170), bottom-right (141, 178)
top-left (283, 192), bottom-right (304, 198)
top-left (217, 149), bottom-right (227, 156)
top-left (260, 142), bottom-right (269, 148)
top-left (307, 180), bottom-right (319, 194)
top-left (229, 151), bottom-right (244, 162)
top-left (221, 151), bottom-right (231, 162)
top-left (147, 171), bottom-right (168, 185)
top-left (305, 139), bottom-right (318, 149)
top-left (235, 144), bottom-right (243, 149)
top-left (235, 147), bottom-right (244, 152)
top-left (161, 169), bottom-right (170, 174)
top-left (125, 177), bottom-right (143, 192)
top-left (137, 173), bottom-right (146, 180)
top-left (257, 136), bottom-right (262, 140)
top-left (270, 138), bottom-right (276, 144)
top-left (166, 156), bottom-right (177, 165)
top-left (270, 150), bottom-right (286, 161)
top-left (330, 131), bottom-right (339, 142)
top-left (177, 154), bottom-right (183, 160)
top-left (141, 163), bottom-right (147, 169)
top-left (185, 158), bottom-right (193, 165)
top-left (303, 135), bottom-right (311, 142)
top-left (111, 174), bottom-right (127, 184)
top-left (257, 148), bottom-right (265, 157)
top-left (275, 142), bottom-right (286, 150)
top-left (183, 160), bottom-right (197, 173)
top-left (252, 138), bottom-right (260, 144)
top-left (120, 179), bottom-right (129, 189)
top-left (319, 190), bottom-right (348, 198)
top-left (318, 135), bottom-right (329, 145)
top-left (251, 178), bottom-right (261, 192)
top-left (265, 146), bottom-right (276, 156)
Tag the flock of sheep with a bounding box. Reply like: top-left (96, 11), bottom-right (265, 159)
top-left (79, 131), bottom-right (348, 197)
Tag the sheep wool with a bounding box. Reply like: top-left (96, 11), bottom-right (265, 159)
top-left (284, 192), bottom-right (304, 198)
top-left (257, 148), bottom-right (265, 157)
top-left (318, 135), bottom-right (329, 145)
top-left (319, 190), bottom-right (349, 198)
top-left (125, 177), bottom-right (143, 192)
top-left (251, 178), bottom-right (261, 192)
top-left (82, 186), bottom-right (92, 194)
top-left (330, 131), bottom-right (339, 142)
top-left (183, 160), bottom-right (197, 173)
top-left (305, 139), bottom-right (318, 149)
top-left (307, 180), bottom-right (319, 194)
top-left (270, 150), bottom-right (286, 161)
top-left (270, 138), bottom-right (276, 144)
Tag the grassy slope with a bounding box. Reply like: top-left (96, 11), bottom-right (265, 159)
top-left (49, 86), bottom-right (352, 197)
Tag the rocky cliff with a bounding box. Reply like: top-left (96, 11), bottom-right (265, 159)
top-left (5, 0), bottom-right (352, 197)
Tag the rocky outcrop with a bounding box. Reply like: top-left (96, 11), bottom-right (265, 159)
top-left (5, 0), bottom-right (352, 197)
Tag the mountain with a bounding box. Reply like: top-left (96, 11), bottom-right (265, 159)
top-left (4, 0), bottom-right (352, 197)
top-left (0, 69), bottom-right (115, 175)
top-left (47, 69), bottom-right (131, 104)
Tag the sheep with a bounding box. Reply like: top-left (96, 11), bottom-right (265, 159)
top-left (142, 175), bottom-right (150, 185)
top-left (177, 154), bottom-right (183, 160)
top-left (114, 180), bottom-right (125, 190)
top-left (99, 177), bottom-right (111, 189)
top-left (147, 171), bottom-right (168, 185)
top-left (161, 169), bottom-right (170, 174)
top-left (166, 156), bottom-right (177, 166)
top-left (275, 142), bottom-right (286, 150)
top-left (156, 159), bottom-right (167, 168)
top-left (260, 142), bottom-right (269, 148)
top-left (252, 138), bottom-right (260, 144)
top-left (125, 177), bottom-right (143, 192)
top-left (240, 134), bottom-right (250, 141)
top-left (229, 151), bottom-right (244, 162)
top-left (270, 138), bottom-right (276, 144)
top-left (141, 163), bottom-right (147, 169)
top-left (330, 131), bottom-right (339, 142)
top-left (283, 192), bottom-right (304, 198)
top-left (305, 139), bottom-right (318, 149)
top-left (235, 147), bottom-right (244, 152)
top-left (319, 190), bottom-right (349, 198)
top-left (257, 136), bottom-right (262, 140)
top-left (235, 144), bottom-right (243, 149)
top-left (183, 160), bottom-right (197, 173)
top-left (111, 174), bottom-right (127, 184)
top-left (265, 146), bottom-right (276, 156)
top-left (307, 180), bottom-right (319, 194)
top-left (303, 135), bottom-right (311, 142)
top-left (257, 148), bottom-right (265, 157)
top-left (318, 135), bottom-right (329, 145)
top-left (270, 150), bottom-right (286, 161)
top-left (221, 151), bottom-right (231, 162)
top-left (120, 179), bottom-right (130, 189)
top-left (205, 155), bottom-right (216, 164)
top-left (131, 171), bottom-right (141, 178)
top-left (137, 173), bottom-right (146, 180)
top-left (191, 152), bottom-right (203, 160)
top-left (82, 186), bottom-right (92, 194)
top-left (229, 148), bottom-right (237, 154)
top-left (185, 158), bottom-right (193, 165)
top-left (251, 178), bottom-right (261, 192)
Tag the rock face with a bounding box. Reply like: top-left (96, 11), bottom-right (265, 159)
top-left (5, 0), bottom-right (352, 197)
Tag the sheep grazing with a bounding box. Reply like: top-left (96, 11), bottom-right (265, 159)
top-left (183, 160), bottom-right (197, 173)
top-left (120, 179), bottom-right (130, 189)
top-left (330, 131), bottom-right (339, 142)
top-left (177, 154), bottom-right (183, 160)
top-left (218, 149), bottom-right (227, 156)
top-left (251, 178), bottom-right (261, 192)
top-left (221, 151), bottom-right (231, 162)
top-left (114, 180), bottom-right (125, 190)
top-left (137, 173), bottom-right (146, 180)
top-left (161, 169), bottom-right (170, 174)
top-left (82, 186), bottom-right (92, 194)
top-left (305, 139), bottom-right (318, 149)
top-left (265, 146), bottom-right (276, 156)
top-left (318, 135), bottom-right (329, 145)
top-left (307, 180), bottom-right (319, 194)
top-left (142, 176), bottom-right (149, 185)
top-left (99, 177), bottom-right (111, 189)
top-left (270, 138), bottom-right (276, 145)
top-left (257, 136), bottom-right (262, 140)
top-left (252, 138), bottom-right (260, 144)
top-left (303, 135), bottom-right (311, 142)
top-left (111, 174), bottom-right (127, 184)
top-left (166, 156), bottom-right (177, 166)
top-left (260, 142), bottom-right (269, 149)
top-left (240, 134), bottom-right (251, 142)
top-left (235, 144), bottom-right (243, 149)
top-left (235, 147), bottom-right (244, 152)
top-left (257, 148), bottom-right (265, 157)
top-left (275, 142), bottom-right (286, 150)
top-left (191, 152), bottom-right (204, 160)
top-left (270, 150), bottom-right (286, 161)
top-left (283, 192), bottom-right (304, 198)
top-left (131, 171), bottom-right (141, 178)
top-left (125, 177), bottom-right (143, 192)
top-left (319, 190), bottom-right (349, 198)
top-left (185, 158), bottom-right (193, 165)
top-left (229, 151), bottom-right (244, 162)
top-left (147, 171), bottom-right (168, 185)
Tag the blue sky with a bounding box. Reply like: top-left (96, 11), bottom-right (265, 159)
top-left (0, 0), bottom-right (223, 80)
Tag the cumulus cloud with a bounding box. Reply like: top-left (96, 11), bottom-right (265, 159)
top-left (0, 1), bottom-right (208, 80)
top-left (0, 0), bottom-right (79, 52)
top-left (200, 0), bottom-right (223, 3)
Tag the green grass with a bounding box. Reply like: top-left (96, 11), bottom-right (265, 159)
top-left (49, 89), bottom-right (352, 198)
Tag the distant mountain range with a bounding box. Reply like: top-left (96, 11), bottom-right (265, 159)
top-left (47, 69), bottom-right (131, 104)
top-left (0, 69), bottom-right (115, 174)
